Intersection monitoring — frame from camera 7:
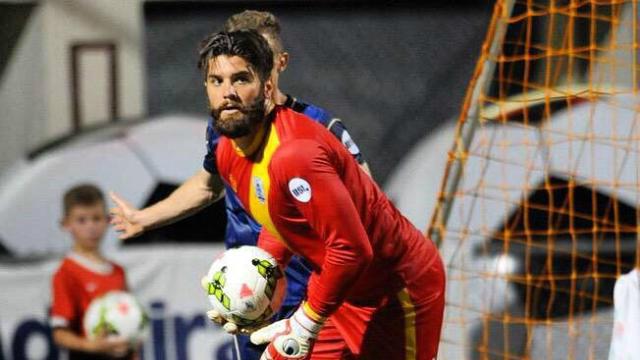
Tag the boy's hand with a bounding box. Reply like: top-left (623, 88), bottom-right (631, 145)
top-left (109, 192), bottom-right (144, 240)
top-left (87, 337), bottom-right (130, 358)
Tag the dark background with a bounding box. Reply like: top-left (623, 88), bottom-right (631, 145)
top-left (144, 1), bottom-right (494, 183)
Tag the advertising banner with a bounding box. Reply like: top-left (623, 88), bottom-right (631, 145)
top-left (0, 245), bottom-right (239, 360)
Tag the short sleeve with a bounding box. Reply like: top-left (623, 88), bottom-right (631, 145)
top-left (326, 119), bottom-right (365, 164)
top-left (50, 270), bottom-right (76, 328)
top-left (114, 264), bottom-right (129, 291)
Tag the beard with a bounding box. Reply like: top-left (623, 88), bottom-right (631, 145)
top-left (210, 92), bottom-right (266, 139)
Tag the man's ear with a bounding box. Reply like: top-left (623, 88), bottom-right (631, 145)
top-left (277, 52), bottom-right (289, 73)
top-left (264, 77), bottom-right (274, 99)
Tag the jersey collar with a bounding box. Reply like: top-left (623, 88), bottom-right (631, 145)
top-left (67, 251), bottom-right (114, 275)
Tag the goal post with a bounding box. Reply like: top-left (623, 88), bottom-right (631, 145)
top-left (429, 0), bottom-right (517, 248)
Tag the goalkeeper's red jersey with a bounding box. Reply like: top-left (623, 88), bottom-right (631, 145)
top-left (215, 106), bottom-right (442, 317)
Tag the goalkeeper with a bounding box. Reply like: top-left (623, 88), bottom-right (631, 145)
top-left (197, 30), bottom-right (444, 359)
top-left (109, 10), bottom-right (372, 360)
top-left (208, 10), bottom-right (372, 359)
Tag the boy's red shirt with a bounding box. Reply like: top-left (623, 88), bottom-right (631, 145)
top-left (50, 252), bottom-right (127, 335)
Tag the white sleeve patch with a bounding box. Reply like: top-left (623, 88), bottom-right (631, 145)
top-left (288, 177), bottom-right (312, 203)
top-left (341, 130), bottom-right (360, 155)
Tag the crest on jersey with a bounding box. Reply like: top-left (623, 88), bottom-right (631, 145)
top-left (288, 177), bottom-right (312, 203)
top-left (253, 176), bottom-right (266, 203)
top-left (340, 128), bottom-right (360, 155)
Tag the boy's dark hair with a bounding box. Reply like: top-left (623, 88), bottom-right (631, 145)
top-left (63, 184), bottom-right (105, 216)
top-left (198, 30), bottom-right (274, 82)
top-left (223, 10), bottom-right (284, 54)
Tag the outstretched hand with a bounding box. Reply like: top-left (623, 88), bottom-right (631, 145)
top-left (109, 192), bottom-right (145, 240)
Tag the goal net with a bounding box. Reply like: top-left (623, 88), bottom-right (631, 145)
top-left (429, 1), bottom-right (639, 359)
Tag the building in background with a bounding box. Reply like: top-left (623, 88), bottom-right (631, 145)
top-left (1, 0), bottom-right (493, 183)
top-left (0, 0), bottom-right (146, 175)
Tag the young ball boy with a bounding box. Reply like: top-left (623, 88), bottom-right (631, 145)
top-left (50, 184), bottom-right (132, 359)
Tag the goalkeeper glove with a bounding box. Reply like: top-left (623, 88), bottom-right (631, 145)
top-left (250, 303), bottom-right (326, 360)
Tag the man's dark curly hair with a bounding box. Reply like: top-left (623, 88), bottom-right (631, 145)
top-left (198, 30), bottom-right (274, 82)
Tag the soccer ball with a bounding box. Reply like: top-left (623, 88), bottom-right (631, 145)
top-left (83, 291), bottom-right (149, 342)
top-left (202, 246), bottom-right (285, 327)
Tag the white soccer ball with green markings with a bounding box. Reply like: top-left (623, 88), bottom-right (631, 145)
top-left (83, 291), bottom-right (149, 342)
top-left (202, 246), bottom-right (285, 328)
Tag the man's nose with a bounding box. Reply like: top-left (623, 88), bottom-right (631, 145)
top-left (222, 82), bottom-right (238, 98)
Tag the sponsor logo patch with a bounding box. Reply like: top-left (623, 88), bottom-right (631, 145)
top-left (288, 177), bottom-right (312, 203)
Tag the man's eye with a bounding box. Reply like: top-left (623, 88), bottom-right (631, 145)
top-left (234, 77), bottom-right (249, 84)
top-left (209, 78), bottom-right (221, 86)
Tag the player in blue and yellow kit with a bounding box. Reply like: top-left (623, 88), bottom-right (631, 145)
top-left (110, 10), bottom-right (371, 360)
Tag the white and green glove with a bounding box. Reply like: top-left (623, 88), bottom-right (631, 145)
top-left (250, 303), bottom-right (326, 360)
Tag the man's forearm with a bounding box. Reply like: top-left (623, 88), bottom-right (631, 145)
top-left (137, 170), bottom-right (224, 231)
